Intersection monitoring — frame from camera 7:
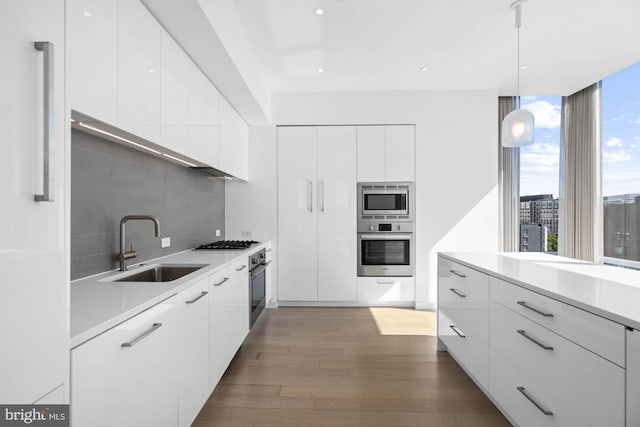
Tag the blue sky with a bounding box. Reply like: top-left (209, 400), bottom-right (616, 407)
top-left (518, 61), bottom-right (640, 198)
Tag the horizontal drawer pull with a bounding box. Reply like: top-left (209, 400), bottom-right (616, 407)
top-left (449, 288), bottom-right (467, 298)
top-left (517, 329), bottom-right (554, 351)
top-left (236, 265), bottom-right (247, 271)
top-left (449, 269), bottom-right (467, 278)
top-left (263, 260), bottom-right (272, 266)
top-left (449, 325), bottom-right (466, 338)
top-left (213, 277), bottom-right (229, 287)
top-left (266, 248), bottom-right (272, 252)
top-left (185, 291), bottom-right (208, 304)
top-left (517, 300), bottom-right (554, 318)
top-left (376, 280), bottom-right (395, 285)
top-left (121, 323), bottom-right (162, 348)
top-left (517, 386), bottom-right (554, 416)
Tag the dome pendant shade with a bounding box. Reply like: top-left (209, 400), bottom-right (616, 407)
top-left (502, 108), bottom-right (534, 147)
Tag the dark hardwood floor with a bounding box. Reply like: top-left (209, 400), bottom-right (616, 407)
top-left (193, 307), bottom-right (510, 427)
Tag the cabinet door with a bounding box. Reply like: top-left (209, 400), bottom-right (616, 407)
top-left (176, 279), bottom-right (210, 427)
top-left (219, 98), bottom-right (249, 180)
top-left (356, 126), bottom-right (385, 181)
top-left (202, 81), bottom-right (220, 167)
top-left (117, 0), bottom-right (161, 142)
top-left (69, 0), bottom-right (118, 124)
top-left (317, 126), bottom-right (357, 300)
top-left (209, 265), bottom-right (249, 389)
top-left (160, 30), bottom-right (190, 153)
top-left (277, 127), bottom-right (318, 301)
top-left (385, 125), bottom-right (414, 181)
top-left (0, 0), bottom-right (68, 404)
top-left (71, 299), bottom-right (178, 427)
top-left (188, 61), bottom-right (206, 161)
top-left (629, 329), bottom-right (640, 425)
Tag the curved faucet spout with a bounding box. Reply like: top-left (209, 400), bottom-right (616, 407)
top-left (119, 215), bottom-right (161, 271)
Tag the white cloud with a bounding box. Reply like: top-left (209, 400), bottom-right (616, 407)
top-left (521, 96), bottom-right (538, 103)
top-left (522, 100), bottom-right (561, 129)
top-left (603, 150), bottom-right (631, 163)
top-left (606, 137), bottom-right (624, 147)
top-left (521, 143), bottom-right (560, 174)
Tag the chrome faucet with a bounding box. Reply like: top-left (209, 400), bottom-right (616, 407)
top-left (119, 215), bottom-right (161, 271)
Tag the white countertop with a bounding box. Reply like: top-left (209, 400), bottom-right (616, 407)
top-left (70, 243), bottom-right (268, 348)
top-left (440, 251), bottom-right (640, 330)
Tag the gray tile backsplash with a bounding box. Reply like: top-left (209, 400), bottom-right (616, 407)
top-left (71, 129), bottom-right (225, 280)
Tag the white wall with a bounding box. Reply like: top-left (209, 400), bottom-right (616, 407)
top-left (227, 90), bottom-right (499, 309)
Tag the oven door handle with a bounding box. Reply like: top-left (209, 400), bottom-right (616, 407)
top-left (359, 233), bottom-right (413, 241)
top-left (250, 263), bottom-right (267, 278)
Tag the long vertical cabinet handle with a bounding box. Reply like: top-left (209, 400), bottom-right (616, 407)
top-left (319, 181), bottom-right (325, 212)
top-left (308, 181), bottom-right (313, 212)
top-left (33, 41), bottom-right (55, 202)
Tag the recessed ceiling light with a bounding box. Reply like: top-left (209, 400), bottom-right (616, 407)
top-left (419, 66), bottom-right (428, 72)
top-left (83, 11), bottom-right (93, 17)
top-left (520, 64), bottom-right (529, 69)
top-left (317, 67), bottom-right (325, 73)
top-left (315, 8), bottom-right (324, 15)
top-left (148, 68), bottom-right (156, 73)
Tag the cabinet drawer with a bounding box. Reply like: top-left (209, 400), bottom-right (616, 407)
top-left (490, 348), bottom-right (584, 427)
top-left (438, 257), bottom-right (489, 343)
top-left (490, 301), bottom-right (625, 427)
top-left (357, 277), bottom-right (414, 302)
top-left (438, 309), bottom-right (488, 390)
top-left (490, 276), bottom-right (625, 366)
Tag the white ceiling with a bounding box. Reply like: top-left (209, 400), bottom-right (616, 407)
top-left (201, 0), bottom-right (640, 96)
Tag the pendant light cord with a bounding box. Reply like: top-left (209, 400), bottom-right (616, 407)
top-left (517, 23), bottom-right (521, 109)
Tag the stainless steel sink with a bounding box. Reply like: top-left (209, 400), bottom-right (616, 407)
top-left (113, 264), bottom-right (207, 283)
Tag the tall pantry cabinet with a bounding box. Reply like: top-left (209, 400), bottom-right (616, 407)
top-left (1, 0), bottom-right (69, 404)
top-left (277, 126), bottom-right (357, 301)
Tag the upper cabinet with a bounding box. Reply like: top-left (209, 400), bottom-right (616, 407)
top-left (357, 125), bottom-right (415, 182)
top-left (69, 0), bottom-right (118, 124)
top-left (117, 0), bottom-right (162, 143)
top-left (219, 97), bottom-right (249, 181)
top-left (160, 30), bottom-right (190, 154)
top-left (69, 0), bottom-right (248, 180)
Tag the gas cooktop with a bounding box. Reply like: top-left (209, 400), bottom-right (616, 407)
top-left (195, 240), bottom-right (260, 250)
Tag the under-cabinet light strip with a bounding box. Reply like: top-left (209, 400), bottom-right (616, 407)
top-left (161, 153), bottom-right (197, 167)
top-left (77, 122), bottom-right (162, 155)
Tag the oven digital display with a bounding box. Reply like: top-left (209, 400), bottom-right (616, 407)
top-left (364, 194), bottom-right (407, 211)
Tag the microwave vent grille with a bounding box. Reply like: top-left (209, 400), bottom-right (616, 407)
top-left (398, 215), bottom-right (410, 219)
top-left (373, 185), bottom-right (385, 189)
top-left (385, 215), bottom-right (398, 220)
top-left (362, 215), bottom-right (373, 219)
top-left (373, 215), bottom-right (385, 219)
top-left (397, 185), bottom-right (409, 189)
top-left (362, 185), bottom-right (374, 189)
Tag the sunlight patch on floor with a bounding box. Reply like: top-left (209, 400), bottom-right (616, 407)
top-left (368, 307), bottom-right (437, 336)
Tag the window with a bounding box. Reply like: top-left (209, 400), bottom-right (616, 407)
top-left (519, 96), bottom-right (561, 253)
top-left (602, 62), bottom-right (640, 267)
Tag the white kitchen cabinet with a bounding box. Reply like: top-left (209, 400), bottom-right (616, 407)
top-left (71, 297), bottom-right (179, 427)
top-left (69, 0), bottom-right (118, 124)
top-left (117, 0), bottom-right (162, 142)
top-left (160, 29), bottom-right (190, 153)
top-left (209, 262), bottom-right (250, 388)
top-left (317, 126), bottom-right (357, 300)
top-left (385, 125), bottom-right (415, 181)
top-left (175, 279), bottom-right (210, 427)
top-left (0, 1), bottom-right (68, 404)
top-left (628, 329), bottom-right (640, 426)
top-left (277, 126), bottom-right (357, 302)
top-left (356, 277), bottom-right (414, 302)
top-left (202, 80), bottom-right (220, 167)
top-left (219, 97), bottom-right (249, 180)
top-left (277, 126), bottom-right (318, 301)
top-left (356, 125), bottom-right (415, 182)
top-left (356, 126), bottom-right (386, 181)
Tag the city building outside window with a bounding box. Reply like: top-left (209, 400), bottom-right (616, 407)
top-left (602, 62), bottom-right (640, 268)
top-left (519, 96), bottom-right (561, 253)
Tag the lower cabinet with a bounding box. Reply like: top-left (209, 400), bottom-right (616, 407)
top-left (175, 279), bottom-right (210, 427)
top-left (437, 254), bottom-right (628, 427)
top-left (357, 276), bottom-right (414, 303)
top-left (71, 296), bottom-right (179, 427)
top-left (209, 262), bottom-right (250, 388)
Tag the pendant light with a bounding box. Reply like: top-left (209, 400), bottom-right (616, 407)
top-left (502, 0), bottom-right (534, 148)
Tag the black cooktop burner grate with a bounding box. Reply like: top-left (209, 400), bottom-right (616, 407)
top-left (195, 240), bottom-right (259, 250)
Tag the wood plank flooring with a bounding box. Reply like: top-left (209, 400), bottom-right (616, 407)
top-left (193, 307), bottom-right (510, 427)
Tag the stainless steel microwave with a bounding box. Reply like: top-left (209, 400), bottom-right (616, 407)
top-left (358, 182), bottom-right (413, 217)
